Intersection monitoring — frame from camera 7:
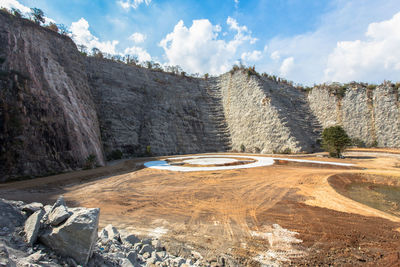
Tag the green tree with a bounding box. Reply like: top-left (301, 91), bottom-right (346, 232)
top-left (11, 8), bottom-right (22, 18)
top-left (30, 8), bottom-right (45, 24)
top-left (322, 126), bottom-right (351, 158)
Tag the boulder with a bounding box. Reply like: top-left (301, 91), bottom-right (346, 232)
top-left (48, 205), bottom-right (70, 226)
top-left (40, 207), bottom-right (100, 265)
top-left (24, 209), bottom-right (45, 246)
top-left (21, 202), bottom-right (44, 215)
top-left (0, 199), bottom-right (25, 231)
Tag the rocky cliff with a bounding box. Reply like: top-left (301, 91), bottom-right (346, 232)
top-left (86, 57), bottom-right (230, 158)
top-left (308, 83), bottom-right (400, 147)
top-left (0, 12), bottom-right (104, 181)
top-left (216, 72), bottom-right (321, 153)
top-left (0, 11), bottom-right (399, 181)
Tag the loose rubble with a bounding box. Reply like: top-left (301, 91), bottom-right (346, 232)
top-left (0, 197), bottom-right (219, 266)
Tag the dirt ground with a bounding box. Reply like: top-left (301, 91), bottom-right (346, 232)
top-left (1, 152), bottom-right (400, 266)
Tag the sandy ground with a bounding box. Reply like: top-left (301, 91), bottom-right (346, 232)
top-left (1, 152), bottom-right (400, 265)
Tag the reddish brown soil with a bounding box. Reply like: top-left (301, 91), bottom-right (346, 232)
top-left (0, 153), bottom-right (399, 265)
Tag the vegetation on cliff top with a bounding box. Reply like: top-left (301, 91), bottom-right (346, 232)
top-left (1, 7), bottom-right (399, 93)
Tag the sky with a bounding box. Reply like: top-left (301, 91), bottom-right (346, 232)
top-left (1, 0), bottom-right (400, 85)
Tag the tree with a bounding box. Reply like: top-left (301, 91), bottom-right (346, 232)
top-left (92, 47), bottom-right (103, 58)
top-left (11, 8), bottom-right (22, 18)
top-left (57, 24), bottom-right (70, 35)
top-left (322, 126), bottom-right (351, 158)
top-left (30, 8), bottom-right (45, 25)
top-left (77, 44), bottom-right (88, 56)
top-left (46, 22), bottom-right (59, 32)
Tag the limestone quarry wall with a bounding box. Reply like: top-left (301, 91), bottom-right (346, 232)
top-left (308, 85), bottom-right (400, 147)
top-left (86, 58), bottom-right (230, 157)
top-left (217, 71), bottom-right (321, 153)
top-left (1, 11), bottom-right (399, 181)
top-left (0, 12), bottom-right (104, 181)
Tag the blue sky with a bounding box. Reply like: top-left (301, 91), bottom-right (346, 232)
top-left (2, 0), bottom-right (400, 85)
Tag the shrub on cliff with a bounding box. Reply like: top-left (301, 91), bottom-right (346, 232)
top-left (30, 8), bottom-right (45, 25)
top-left (322, 126), bottom-right (351, 158)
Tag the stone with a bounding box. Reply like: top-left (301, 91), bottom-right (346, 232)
top-left (21, 202), bottom-right (44, 215)
top-left (121, 232), bottom-right (141, 246)
top-left (48, 205), bottom-right (71, 226)
top-left (27, 251), bottom-right (45, 263)
top-left (99, 224), bottom-right (121, 243)
top-left (0, 199), bottom-right (25, 232)
top-left (41, 205), bottom-right (52, 223)
top-left (51, 196), bottom-right (66, 211)
top-left (24, 209), bottom-right (45, 246)
top-left (0, 245), bottom-right (10, 266)
top-left (40, 207), bottom-right (100, 265)
top-left (151, 239), bottom-right (163, 252)
top-left (143, 252), bottom-right (151, 259)
top-left (121, 258), bottom-right (135, 267)
top-left (127, 251), bottom-right (138, 264)
top-left (139, 244), bottom-right (154, 255)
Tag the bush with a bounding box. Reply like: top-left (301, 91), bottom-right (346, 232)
top-left (45, 22), bottom-right (59, 32)
top-left (146, 145), bottom-right (152, 156)
top-left (84, 154), bottom-right (96, 169)
top-left (322, 126), bottom-right (351, 158)
top-left (352, 138), bottom-right (366, 148)
top-left (107, 149), bottom-right (123, 161)
top-left (240, 144), bottom-right (246, 153)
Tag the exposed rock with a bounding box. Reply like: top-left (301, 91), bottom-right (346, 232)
top-left (0, 199), bottom-right (25, 232)
top-left (40, 207), bottom-right (100, 265)
top-left (0, 245), bottom-right (10, 266)
top-left (121, 232), bottom-right (141, 246)
top-left (22, 202), bottom-right (44, 215)
top-left (99, 224), bottom-right (121, 244)
top-left (48, 205), bottom-right (70, 226)
top-left (24, 209), bottom-right (45, 246)
top-left (27, 250), bottom-right (46, 263)
top-left (139, 244), bottom-right (154, 255)
top-left (0, 11), bottom-right (104, 182)
top-left (50, 196), bottom-right (66, 211)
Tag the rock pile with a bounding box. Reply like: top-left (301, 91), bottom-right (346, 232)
top-left (0, 197), bottom-right (214, 266)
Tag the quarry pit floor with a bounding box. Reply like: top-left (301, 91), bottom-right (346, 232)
top-left (1, 150), bottom-right (400, 266)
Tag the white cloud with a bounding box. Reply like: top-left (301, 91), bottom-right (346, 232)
top-left (226, 16), bottom-right (258, 44)
top-left (70, 18), bottom-right (119, 55)
top-left (324, 11), bottom-right (400, 82)
top-left (159, 17), bottom-right (257, 74)
top-left (257, 0), bottom-right (400, 85)
top-left (241, 50), bottom-right (262, 62)
top-left (270, 51), bottom-right (280, 61)
top-left (280, 57), bottom-right (294, 76)
top-left (0, 0), bottom-right (53, 23)
top-left (118, 0), bottom-right (151, 10)
top-left (124, 46), bottom-right (151, 62)
top-left (129, 32), bottom-right (146, 44)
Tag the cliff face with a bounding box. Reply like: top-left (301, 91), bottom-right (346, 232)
top-left (308, 84), bottom-right (400, 147)
top-left (1, 12), bottom-right (399, 182)
top-left (86, 58), bottom-right (230, 158)
top-left (0, 12), bottom-right (104, 181)
top-left (217, 72), bottom-right (321, 153)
